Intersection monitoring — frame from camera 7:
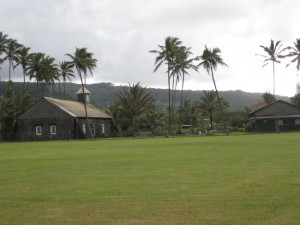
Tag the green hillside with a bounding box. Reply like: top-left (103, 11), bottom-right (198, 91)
top-left (0, 81), bottom-right (290, 110)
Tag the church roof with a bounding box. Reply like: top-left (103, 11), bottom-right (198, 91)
top-left (44, 97), bottom-right (111, 118)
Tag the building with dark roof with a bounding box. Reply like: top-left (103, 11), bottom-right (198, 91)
top-left (18, 88), bottom-right (112, 141)
top-left (248, 100), bottom-right (300, 132)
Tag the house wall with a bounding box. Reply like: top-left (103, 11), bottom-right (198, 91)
top-left (76, 118), bottom-right (112, 139)
top-left (18, 99), bottom-right (112, 141)
top-left (18, 117), bottom-right (76, 141)
top-left (18, 100), bottom-right (76, 141)
top-left (252, 117), bottom-right (300, 132)
top-left (249, 101), bottom-right (300, 132)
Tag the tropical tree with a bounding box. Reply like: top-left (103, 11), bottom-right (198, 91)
top-left (0, 81), bottom-right (15, 139)
top-left (262, 91), bottom-right (275, 104)
top-left (116, 83), bottom-right (155, 136)
top-left (26, 52), bottom-right (45, 98)
top-left (0, 32), bottom-right (9, 96)
top-left (58, 61), bottom-right (74, 99)
top-left (150, 36), bottom-right (182, 135)
top-left (38, 55), bottom-right (59, 96)
top-left (0, 32), bottom-right (8, 74)
top-left (140, 109), bottom-right (165, 136)
top-left (257, 39), bottom-right (286, 132)
top-left (197, 90), bottom-right (229, 131)
top-left (14, 46), bottom-right (30, 87)
top-left (197, 45), bottom-right (228, 132)
top-left (66, 47), bottom-right (97, 139)
top-left (285, 38), bottom-right (300, 76)
top-left (171, 46), bottom-right (197, 122)
top-left (3, 38), bottom-right (21, 81)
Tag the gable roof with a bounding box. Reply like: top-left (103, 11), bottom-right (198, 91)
top-left (248, 100), bottom-right (300, 117)
top-left (44, 97), bottom-right (111, 118)
top-left (76, 87), bottom-right (91, 94)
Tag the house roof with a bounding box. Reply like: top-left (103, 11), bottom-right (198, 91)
top-left (44, 97), bottom-right (111, 118)
top-left (76, 87), bottom-right (91, 94)
top-left (248, 100), bottom-right (300, 118)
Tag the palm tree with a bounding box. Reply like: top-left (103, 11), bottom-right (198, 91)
top-left (0, 32), bottom-right (9, 88)
top-left (66, 47), bottom-right (97, 139)
top-left (141, 109), bottom-right (165, 136)
top-left (171, 46), bottom-right (197, 119)
top-left (3, 38), bottom-right (22, 81)
top-left (38, 55), bottom-right (58, 96)
top-left (14, 46), bottom-right (30, 87)
top-left (26, 52), bottom-right (44, 98)
top-left (58, 61), bottom-right (74, 99)
top-left (198, 90), bottom-right (229, 131)
top-left (197, 45), bottom-right (228, 133)
top-left (285, 38), bottom-right (300, 76)
top-left (116, 82), bottom-right (154, 136)
top-left (257, 39), bottom-right (286, 132)
top-left (150, 36), bottom-right (182, 135)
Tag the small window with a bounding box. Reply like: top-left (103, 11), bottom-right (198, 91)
top-left (102, 124), bottom-right (105, 133)
top-left (279, 119), bottom-right (288, 126)
top-left (36, 126), bottom-right (42, 135)
top-left (295, 119), bottom-right (300, 125)
top-left (82, 124), bottom-right (86, 134)
top-left (50, 125), bottom-right (56, 135)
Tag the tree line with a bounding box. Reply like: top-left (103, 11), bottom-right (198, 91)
top-left (1, 30), bottom-right (300, 139)
top-left (0, 31), bottom-right (97, 138)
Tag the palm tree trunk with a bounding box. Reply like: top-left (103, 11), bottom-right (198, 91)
top-left (167, 67), bottom-right (171, 136)
top-left (9, 60), bottom-right (11, 81)
top-left (211, 67), bottom-right (227, 133)
top-left (78, 69), bottom-right (94, 139)
top-left (23, 69), bottom-right (26, 89)
top-left (36, 81), bottom-right (39, 98)
top-left (63, 80), bottom-right (66, 99)
top-left (180, 72), bottom-right (185, 125)
top-left (209, 111), bottom-right (213, 131)
top-left (272, 61), bottom-right (279, 132)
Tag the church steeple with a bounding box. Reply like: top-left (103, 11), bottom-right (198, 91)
top-left (76, 87), bottom-right (91, 104)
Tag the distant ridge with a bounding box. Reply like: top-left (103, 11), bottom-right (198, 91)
top-left (0, 81), bottom-right (290, 110)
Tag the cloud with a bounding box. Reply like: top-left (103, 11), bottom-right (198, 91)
top-left (1, 0), bottom-right (300, 97)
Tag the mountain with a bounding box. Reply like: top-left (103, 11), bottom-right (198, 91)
top-left (0, 81), bottom-right (290, 111)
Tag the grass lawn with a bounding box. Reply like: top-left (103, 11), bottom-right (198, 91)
top-left (0, 133), bottom-right (300, 225)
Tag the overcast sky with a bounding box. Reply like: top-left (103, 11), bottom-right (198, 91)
top-left (1, 0), bottom-right (300, 97)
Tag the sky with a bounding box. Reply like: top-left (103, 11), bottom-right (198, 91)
top-left (1, 0), bottom-right (300, 97)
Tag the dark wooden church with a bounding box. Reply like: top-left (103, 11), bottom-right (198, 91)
top-left (18, 88), bottom-right (112, 141)
top-left (248, 100), bottom-right (300, 132)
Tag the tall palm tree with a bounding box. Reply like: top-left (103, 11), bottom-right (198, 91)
top-left (171, 46), bottom-right (197, 116)
top-left (257, 39), bottom-right (286, 132)
top-left (66, 47), bottom-right (97, 139)
top-left (150, 36), bottom-right (182, 135)
top-left (197, 45), bottom-right (228, 133)
top-left (198, 90), bottom-right (229, 131)
top-left (26, 52), bottom-right (44, 98)
top-left (38, 55), bottom-right (58, 96)
top-left (58, 61), bottom-right (75, 99)
top-left (0, 32), bottom-right (8, 97)
top-left (3, 38), bottom-right (21, 81)
top-left (14, 46), bottom-right (30, 87)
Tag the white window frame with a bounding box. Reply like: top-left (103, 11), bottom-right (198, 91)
top-left (50, 125), bottom-right (56, 135)
top-left (36, 126), bottom-right (42, 135)
top-left (102, 124), bottom-right (105, 134)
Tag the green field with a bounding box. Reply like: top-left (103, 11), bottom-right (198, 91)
top-left (0, 134), bottom-right (299, 225)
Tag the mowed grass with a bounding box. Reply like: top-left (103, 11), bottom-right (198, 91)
top-left (0, 134), bottom-right (300, 225)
